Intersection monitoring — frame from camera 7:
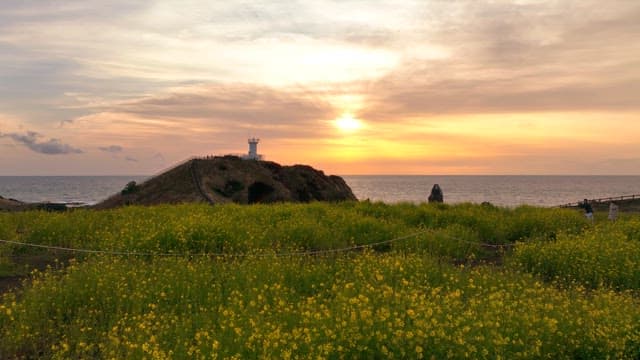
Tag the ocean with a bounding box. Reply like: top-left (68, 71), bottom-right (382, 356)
top-left (0, 176), bottom-right (148, 206)
top-left (1, 175), bottom-right (639, 207)
top-left (342, 175), bottom-right (640, 207)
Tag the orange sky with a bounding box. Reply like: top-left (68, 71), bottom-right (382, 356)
top-left (0, 1), bottom-right (639, 175)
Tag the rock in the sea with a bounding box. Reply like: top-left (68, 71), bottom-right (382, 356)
top-left (94, 156), bottom-right (357, 209)
top-left (428, 184), bottom-right (444, 203)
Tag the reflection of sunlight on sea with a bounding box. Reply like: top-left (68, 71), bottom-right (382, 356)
top-left (342, 175), bottom-right (640, 207)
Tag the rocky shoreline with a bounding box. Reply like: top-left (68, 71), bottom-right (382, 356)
top-left (0, 195), bottom-right (70, 212)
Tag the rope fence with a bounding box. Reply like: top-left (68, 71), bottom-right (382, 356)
top-left (0, 229), bottom-right (518, 259)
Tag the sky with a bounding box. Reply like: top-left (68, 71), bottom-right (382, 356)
top-left (0, 0), bottom-right (639, 175)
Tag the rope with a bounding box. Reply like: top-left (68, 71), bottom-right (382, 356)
top-left (0, 229), bottom-right (519, 258)
top-left (0, 239), bottom-right (154, 256)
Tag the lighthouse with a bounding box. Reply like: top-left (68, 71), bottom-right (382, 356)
top-left (243, 138), bottom-right (263, 160)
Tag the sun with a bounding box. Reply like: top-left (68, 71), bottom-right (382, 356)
top-left (334, 113), bottom-right (363, 133)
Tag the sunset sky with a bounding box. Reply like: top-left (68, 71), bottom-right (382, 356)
top-left (1, 0), bottom-right (639, 175)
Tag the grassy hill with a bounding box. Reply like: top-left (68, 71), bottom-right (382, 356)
top-left (94, 156), bottom-right (355, 209)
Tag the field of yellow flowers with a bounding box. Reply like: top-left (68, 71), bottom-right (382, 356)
top-left (512, 218), bottom-right (640, 291)
top-left (0, 202), bottom-right (639, 358)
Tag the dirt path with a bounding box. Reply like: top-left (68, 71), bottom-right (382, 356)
top-left (0, 275), bottom-right (24, 295)
top-left (0, 254), bottom-right (73, 295)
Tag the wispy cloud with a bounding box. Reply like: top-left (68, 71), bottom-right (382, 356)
top-left (99, 145), bottom-right (123, 153)
top-left (110, 83), bottom-right (336, 138)
top-left (2, 0), bottom-right (638, 120)
top-left (152, 153), bottom-right (165, 162)
top-left (0, 131), bottom-right (83, 155)
top-left (357, 1), bottom-right (640, 120)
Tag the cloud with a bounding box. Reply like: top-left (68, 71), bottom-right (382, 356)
top-left (0, 131), bottom-right (83, 155)
top-left (152, 153), bottom-right (165, 162)
top-left (2, 0), bottom-right (638, 126)
top-left (0, 1), bottom-right (639, 175)
top-left (99, 145), bottom-right (124, 153)
top-left (356, 1), bottom-right (640, 119)
top-left (0, 43), bottom-right (169, 129)
top-left (112, 83), bottom-right (336, 138)
top-left (99, 144), bottom-right (139, 163)
top-left (361, 72), bottom-right (640, 121)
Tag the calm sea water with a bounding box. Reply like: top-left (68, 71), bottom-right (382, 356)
top-left (0, 176), bottom-right (148, 205)
top-left (0, 175), bottom-right (639, 207)
top-left (342, 176), bottom-right (640, 207)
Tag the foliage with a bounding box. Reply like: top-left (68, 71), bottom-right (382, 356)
top-left (1, 202), bottom-right (639, 358)
top-left (0, 202), bottom-right (585, 262)
top-left (121, 181), bottom-right (139, 195)
top-left (511, 219), bottom-right (640, 291)
top-left (2, 255), bottom-right (640, 359)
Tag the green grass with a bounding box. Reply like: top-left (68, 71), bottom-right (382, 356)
top-left (0, 202), bottom-right (586, 260)
top-left (1, 202), bottom-right (640, 359)
top-left (511, 218), bottom-right (640, 291)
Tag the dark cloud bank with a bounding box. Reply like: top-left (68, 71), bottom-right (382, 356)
top-left (0, 131), bottom-right (83, 155)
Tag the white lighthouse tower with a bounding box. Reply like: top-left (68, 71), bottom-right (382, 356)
top-left (243, 138), bottom-right (263, 160)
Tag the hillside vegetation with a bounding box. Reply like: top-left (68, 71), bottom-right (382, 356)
top-left (1, 202), bottom-right (639, 359)
top-left (94, 157), bottom-right (356, 209)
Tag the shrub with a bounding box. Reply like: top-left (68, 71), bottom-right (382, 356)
top-left (120, 181), bottom-right (139, 195)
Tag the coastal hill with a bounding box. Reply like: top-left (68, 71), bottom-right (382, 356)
top-left (94, 156), bottom-right (357, 209)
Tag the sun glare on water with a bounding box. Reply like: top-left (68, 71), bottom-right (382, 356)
top-left (334, 114), bottom-right (363, 133)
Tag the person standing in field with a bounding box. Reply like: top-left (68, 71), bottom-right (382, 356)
top-left (608, 202), bottom-right (619, 221)
top-left (580, 199), bottom-right (594, 222)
